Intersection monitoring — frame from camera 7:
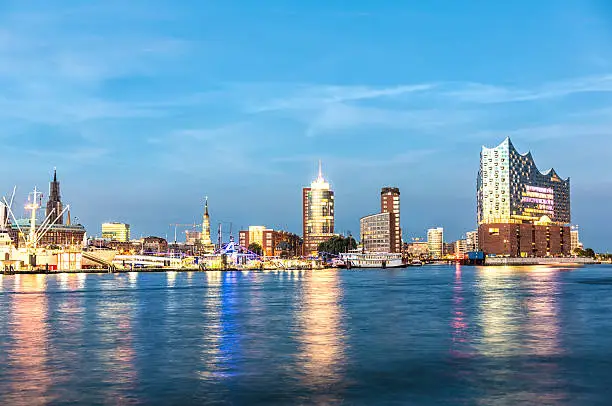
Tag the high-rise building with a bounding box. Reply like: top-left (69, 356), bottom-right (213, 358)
top-left (46, 169), bottom-right (64, 225)
top-left (302, 162), bottom-right (335, 256)
top-left (570, 226), bottom-right (583, 253)
top-left (102, 222), bottom-right (131, 242)
top-left (360, 212), bottom-right (392, 253)
top-left (200, 197), bottom-right (215, 253)
top-left (427, 227), bottom-right (444, 259)
top-left (466, 230), bottom-right (479, 251)
top-left (381, 187), bottom-right (401, 253)
top-left (477, 138), bottom-right (571, 257)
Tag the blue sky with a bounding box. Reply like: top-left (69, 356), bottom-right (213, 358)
top-left (1, 0), bottom-right (612, 251)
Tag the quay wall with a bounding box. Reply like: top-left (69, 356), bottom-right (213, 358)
top-left (485, 257), bottom-right (599, 266)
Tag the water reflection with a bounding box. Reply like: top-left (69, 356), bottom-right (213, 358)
top-left (199, 271), bottom-right (234, 380)
top-left (450, 265), bottom-right (471, 358)
top-left (478, 267), bottom-right (523, 356)
top-left (297, 270), bottom-right (346, 398)
top-left (6, 275), bottom-right (52, 405)
top-left (476, 266), bottom-right (567, 405)
top-left (95, 275), bottom-right (138, 402)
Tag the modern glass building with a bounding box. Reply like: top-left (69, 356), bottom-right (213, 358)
top-left (427, 227), bottom-right (444, 259)
top-left (102, 222), bottom-right (131, 242)
top-left (477, 138), bottom-right (571, 257)
top-left (302, 162), bottom-right (335, 256)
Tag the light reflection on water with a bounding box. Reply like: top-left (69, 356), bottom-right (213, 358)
top-left (297, 270), bottom-right (346, 400)
top-left (0, 266), bottom-right (611, 404)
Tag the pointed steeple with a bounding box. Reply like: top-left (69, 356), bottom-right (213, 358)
top-left (205, 196), bottom-right (209, 216)
top-left (53, 167), bottom-right (57, 182)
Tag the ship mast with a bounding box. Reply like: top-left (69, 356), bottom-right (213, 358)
top-left (25, 187), bottom-right (43, 249)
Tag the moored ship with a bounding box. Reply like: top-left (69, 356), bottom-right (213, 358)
top-left (336, 251), bottom-right (404, 269)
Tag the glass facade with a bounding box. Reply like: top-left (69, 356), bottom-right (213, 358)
top-left (427, 227), bottom-right (444, 259)
top-left (102, 222), bottom-right (131, 242)
top-left (360, 212), bottom-right (391, 253)
top-left (303, 168), bottom-right (335, 256)
top-left (478, 138), bottom-right (570, 226)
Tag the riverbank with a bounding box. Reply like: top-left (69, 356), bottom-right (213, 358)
top-left (484, 257), bottom-right (599, 266)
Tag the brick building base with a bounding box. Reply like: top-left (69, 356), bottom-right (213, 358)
top-left (478, 223), bottom-right (570, 257)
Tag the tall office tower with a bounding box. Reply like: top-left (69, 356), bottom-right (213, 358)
top-left (477, 137), bottom-right (571, 257)
top-left (427, 227), bottom-right (444, 259)
top-left (381, 187), bottom-right (401, 253)
top-left (303, 161), bottom-right (335, 256)
top-left (200, 197), bottom-right (215, 253)
top-left (46, 168), bottom-right (64, 225)
top-left (102, 222), bottom-right (131, 242)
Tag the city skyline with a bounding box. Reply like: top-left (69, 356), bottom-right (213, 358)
top-left (1, 1), bottom-right (612, 250)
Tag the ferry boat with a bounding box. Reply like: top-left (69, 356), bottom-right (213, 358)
top-left (336, 251), bottom-right (405, 269)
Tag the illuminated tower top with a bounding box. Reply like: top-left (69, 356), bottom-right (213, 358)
top-left (200, 197), bottom-right (215, 253)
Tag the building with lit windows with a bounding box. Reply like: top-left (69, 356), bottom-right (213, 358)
top-left (102, 222), bottom-right (131, 242)
top-left (200, 197), bottom-right (215, 253)
top-left (570, 226), bottom-right (583, 253)
top-left (403, 240), bottom-right (429, 258)
top-left (427, 227), bottom-right (444, 259)
top-left (381, 187), bottom-right (402, 253)
top-left (360, 212), bottom-right (392, 253)
top-left (477, 138), bottom-right (571, 257)
top-left (466, 230), bottom-right (479, 252)
top-left (239, 227), bottom-right (302, 257)
top-left (302, 162), bottom-right (335, 256)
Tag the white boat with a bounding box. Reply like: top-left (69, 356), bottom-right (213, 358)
top-left (338, 251), bottom-right (405, 269)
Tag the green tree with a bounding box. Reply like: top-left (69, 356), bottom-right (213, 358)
top-left (248, 242), bottom-right (263, 256)
top-left (318, 235), bottom-right (357, 256)
top-left (585, 248), bottom-right (596, 258)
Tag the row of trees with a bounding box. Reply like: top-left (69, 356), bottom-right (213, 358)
top-left (573, 247), bottom-right (596, 258)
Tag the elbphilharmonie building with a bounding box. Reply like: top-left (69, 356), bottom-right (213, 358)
top-left (477, 138), bottom-right (571, 257)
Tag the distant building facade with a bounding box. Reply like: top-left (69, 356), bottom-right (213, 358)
top-left (477, 138), bottom-right (571, 257)
top-left (403, 240), bottom-right (429, 258)
top-left (185, 230), bottom-right (202, 245)
top-left (570, 226), bottom-right (583, 253)
top-left (360, 212), bottom-right (392, 253)
top-left (466, 230), bottom-right (479, 252)
top-left (102, 222), bottom-right (131, 242)
top-left (239, 226), bottom-right (302, 257)
top-left (142, 236), bottom-right (168, 254)
top-left (454, 239), bottom-right (468, 257)
top-left (302, 162), bottom-right (335, 256)
top-left (9, 221), bottom-right (86, 248)
top-left (427, 228), bottom-right (444, 259)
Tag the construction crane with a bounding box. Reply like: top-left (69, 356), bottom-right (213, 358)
top-left (168, 223), bottom-right (201, 244)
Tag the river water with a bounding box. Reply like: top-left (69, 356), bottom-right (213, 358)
top-left (0, 265), bottom-right (611, 405)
